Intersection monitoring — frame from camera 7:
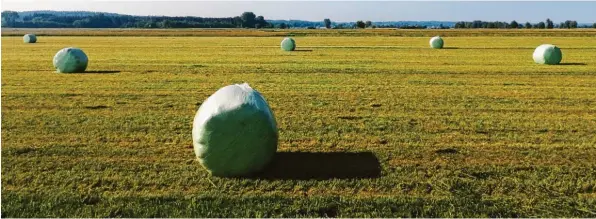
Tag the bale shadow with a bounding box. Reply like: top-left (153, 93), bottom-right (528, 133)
top-left (249, 152), bottom-right (381, 180)
top-left (435, 148), bottom-right (458, 154)
top-left (292, 49), bottom-right (313, 52)
top-left (441, 47), bottom-right (459, 49)
top-left (83, 70), bottom-right (121, 74)
top-left (455, 48), bottom-right (528, 50)
top-left (558, 63), bottom-right (586, 66)
top-left (84, 105), bottom-right (110, 110)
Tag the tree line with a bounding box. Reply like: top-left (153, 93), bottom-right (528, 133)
top-left (275, 18), bottom-right (594, 30)
top-left (454, 19), bottom-right (593, 29)
top-left (270, 19), bottom-right (452, 29)
top-left (1, 11), bottom-right (271, 28)
top-left (2, 11), bottom-right (595, 29)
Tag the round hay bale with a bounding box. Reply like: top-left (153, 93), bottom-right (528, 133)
top-left (533, 44), bottom-right (562, 65)
top-left (23, 34), bottom-right (37, 43)
top-left (53, 47), bottom-right (88, 73)
top-left (429, 36), bottom-right (444, 49)
top-left (192, 83), bottom-right (278, 177)
top-left (280, 37), bottom-right (296, 51)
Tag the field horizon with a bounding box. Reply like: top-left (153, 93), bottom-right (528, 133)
top-left (3, 28), bottom-right (596, 37)
top-left (1, 29), bottom-right (596, 217)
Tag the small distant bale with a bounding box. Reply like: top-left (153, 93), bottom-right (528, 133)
top-left (53, 47), bottom-right (88, 73)
top-left (23, 34), bottom-right (37, 43)
top-left (192, 83), bottom-right (278, 177)
top-left (533, 44), bottom-right (562, 65)
top-left (429, 36), bottom-right (444, 49)
top-left (281, 37), bottom-right (296, 51)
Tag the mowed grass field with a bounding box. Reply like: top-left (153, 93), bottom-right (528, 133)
top-left (2, 29), bottom-right (596, 217)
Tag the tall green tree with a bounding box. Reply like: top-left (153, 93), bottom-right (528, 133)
top-left (537, 22), bottom-right (546, 29)
top-left (365, 20), bottom-right (372, 28)
top-left (565, 20), bottom-right (571, 29)
top-left (546, 18), bottom-right (554, 29)
top-left (355, 20), bottom-right (365, 28)
top-left (525, 22), bottom-right (532, 29)
top-left (255, 16), bottom-right (266, 28)
top-left (510, 20), bottom-right (519, 29)
top-left (240, 12), bottom-right (256, 28)
top-left (323, 18), bottom-right (331, 29)
top-left (593, 23), bottom-right (596, 28)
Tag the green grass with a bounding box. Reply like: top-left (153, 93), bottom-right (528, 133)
top-left (2, 30), bottom-right (596, 217)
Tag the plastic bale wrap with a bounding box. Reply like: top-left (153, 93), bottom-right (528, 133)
top-left (280, 37), bottom-right (296, 51)
top-left (533, 44), bottom-right (562, 65)
top-left (192, 83), bottom-right (278, 177)
top-left (53, 47), bottom-right (88, 73)
top-left (429, 36), bottom-right (444, 49)
top-left (23, 34), bottom-right (37, 43)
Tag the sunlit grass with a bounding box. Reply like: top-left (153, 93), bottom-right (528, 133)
top-left (1, 31), bottom-right (596, 217)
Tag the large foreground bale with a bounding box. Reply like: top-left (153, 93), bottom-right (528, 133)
top-left (429, 36), bottom-right (444, 49)
top-left (192, 83), bottom-right (278, 177)
top-left (533, 44), bottom-right (562, 65)
top-left (53, 47), bottom-right (88, 73)
top-left (280, 37), bottom-right (296, 51)
top-left (23, 34), bottom-right (37, 43)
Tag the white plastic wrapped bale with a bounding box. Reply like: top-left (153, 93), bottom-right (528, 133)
top-left (533, 44), bottom-right (562, 65)
top-left (429, 36), bottom-right (444, 49)
top-left (192, 83), bottom-right (278, 177)
top-left (280, 37), bottom-right (296, 51)
top-left (53, 47), bottom-right (88, 73)
top-left (23, 34), bottom-right (37, 43)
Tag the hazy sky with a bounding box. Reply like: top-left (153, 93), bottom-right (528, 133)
top-left (2, 1), bottom-right (595, 23)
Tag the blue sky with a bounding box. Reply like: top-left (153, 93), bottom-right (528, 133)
top-left (2, 1), bottom-right (595, 23)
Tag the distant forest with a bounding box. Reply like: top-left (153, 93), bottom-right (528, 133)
top-left (1, 11), bottom-right (270, 28)
top-left (2, 10), bottom-right (595, 29)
